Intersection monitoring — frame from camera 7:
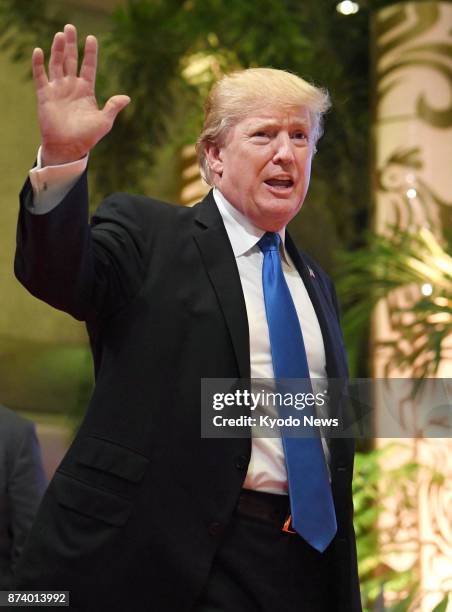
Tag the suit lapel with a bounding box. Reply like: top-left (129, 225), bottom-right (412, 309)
top-left (285, 233), bottom-right (347, 380)
top-left (192, 192), bottom-right (250, 379)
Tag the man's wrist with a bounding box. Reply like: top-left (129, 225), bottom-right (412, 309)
top-left (41, 145), bottom-right (87, 167)
top-left (29, 148), bottom-right (88, 214)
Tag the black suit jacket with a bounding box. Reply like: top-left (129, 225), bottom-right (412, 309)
top-left (14, 173), bottom-right (361, 611)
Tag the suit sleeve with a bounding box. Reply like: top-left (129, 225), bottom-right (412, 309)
top-left (15, 172), bottom-right (153, 321)
top-left (8, 422), bottom-right (47, 575)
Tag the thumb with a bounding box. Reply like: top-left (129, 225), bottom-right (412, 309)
top-left (102, 95), bottom-right (131, 122)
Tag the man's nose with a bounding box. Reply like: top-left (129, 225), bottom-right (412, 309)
top-left (272, 133), bottom-right (295, 164)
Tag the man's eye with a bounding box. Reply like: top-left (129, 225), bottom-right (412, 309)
top-left (253, 131), bottom-right (270, 138)
top-left (292, 131), bottom-right (307, 140)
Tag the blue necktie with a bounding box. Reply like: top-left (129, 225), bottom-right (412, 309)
top-left (258, 232), bottom-right (336, 553)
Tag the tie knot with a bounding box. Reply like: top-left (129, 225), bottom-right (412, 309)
top-left (258, 232), bottom-right (281, 253)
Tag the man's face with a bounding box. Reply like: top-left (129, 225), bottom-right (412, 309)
top-left (206, 106), bottom-right (314, 231)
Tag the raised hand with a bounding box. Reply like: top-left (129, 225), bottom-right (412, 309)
top-left (32, 24), bottom-right (130, 166)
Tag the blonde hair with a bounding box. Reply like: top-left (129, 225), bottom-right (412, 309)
top-left (196, 67), bottom-right (331, 184)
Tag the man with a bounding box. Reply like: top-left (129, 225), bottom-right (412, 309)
top-left (0, 405), bottom-right (47, 588)
top-left (14, 24), bottom-right (361, 611)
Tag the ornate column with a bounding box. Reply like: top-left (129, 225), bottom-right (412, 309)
top-left (372, 3), bottom-right (452, 609)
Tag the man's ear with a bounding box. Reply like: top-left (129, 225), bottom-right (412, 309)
top-left (204, 142), bottom-right (224, 178)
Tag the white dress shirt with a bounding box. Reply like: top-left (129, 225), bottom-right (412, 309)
top-left (28, 153), bottom-right (329, 494)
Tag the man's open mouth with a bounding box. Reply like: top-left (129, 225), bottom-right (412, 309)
top-left (264, 178), bottom-right (294, 189)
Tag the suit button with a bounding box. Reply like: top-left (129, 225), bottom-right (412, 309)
top-left (235, 455), bottom-right (248, 470)
top-left (208, 522), bottom-right (222, 536)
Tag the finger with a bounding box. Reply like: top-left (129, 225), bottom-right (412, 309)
top-left (32, 48), bottom-right (48, 90)
top-left (101, 95), bottom-right (131, 123)
top-left (48, 32), bottom-right (65, 80)
top-left (80, 35), bottom-right (98, 87)
top-left (63, 24), bottom-right (78, 77)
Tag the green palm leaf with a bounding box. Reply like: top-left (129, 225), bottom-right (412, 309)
top-left (336, 227), bottom-right (452, 377)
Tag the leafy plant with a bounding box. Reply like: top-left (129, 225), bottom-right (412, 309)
top-left (336, 227), bottom-right (452, 378)
top-left (354, 444), bottom-right (420, 611)
top-left (432, 594), bottom-right (450, 612)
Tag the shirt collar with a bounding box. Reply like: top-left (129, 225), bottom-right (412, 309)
top-left (212, 188), bottom-right (290, 264)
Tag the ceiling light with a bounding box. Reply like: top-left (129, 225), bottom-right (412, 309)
top-left (336, 1), bottom-right (359, 15)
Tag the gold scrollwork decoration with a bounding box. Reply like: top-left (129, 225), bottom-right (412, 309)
top-left (377, 146), bottom-right (452, 230)
top-left (375, 3), bottom-right (452, 127)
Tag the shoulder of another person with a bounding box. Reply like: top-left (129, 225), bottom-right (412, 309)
top-left (0, 405), bottom-right (32, 433)
top-left (0, 406), bottom-right (34, 460)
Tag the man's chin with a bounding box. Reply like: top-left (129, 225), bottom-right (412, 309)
top-left (253, 200), bottom-right (303, 231)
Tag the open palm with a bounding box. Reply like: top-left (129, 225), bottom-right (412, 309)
top-left (33, 24), bottom-right (130, 165)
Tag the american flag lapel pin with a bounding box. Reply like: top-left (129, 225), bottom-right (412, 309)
top-left (308, 266), bottom-right (316, 279)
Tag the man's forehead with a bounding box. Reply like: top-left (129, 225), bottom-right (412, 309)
top-left (239, 106), bottom-right (311, 128)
